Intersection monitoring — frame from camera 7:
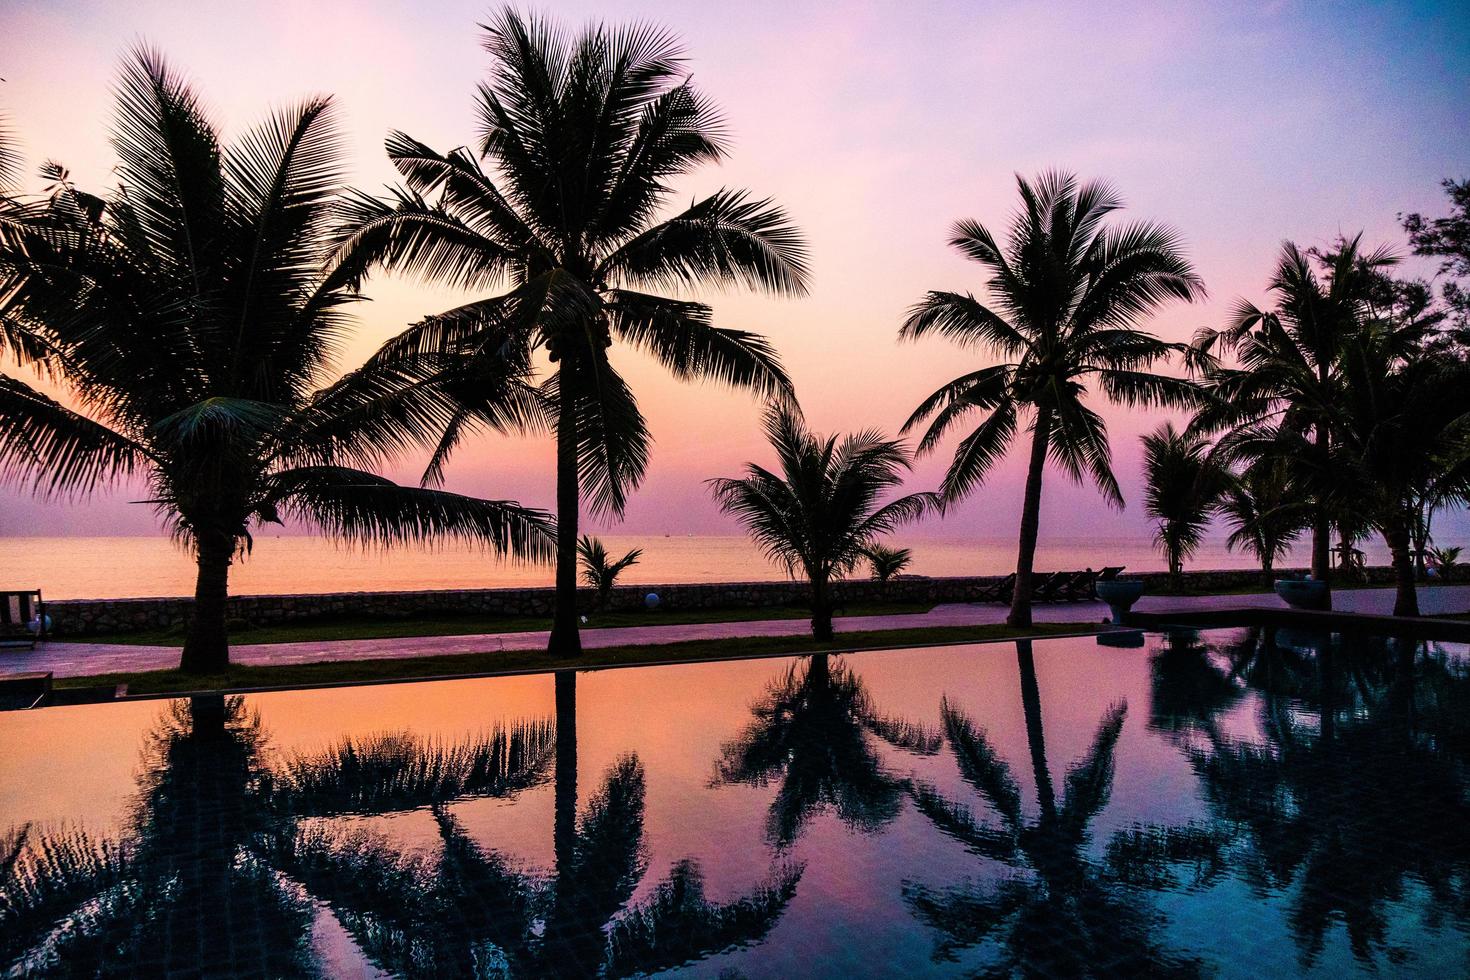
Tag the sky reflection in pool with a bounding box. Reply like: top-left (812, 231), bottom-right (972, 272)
top-left (2, 628), bottom-right (1467, 977)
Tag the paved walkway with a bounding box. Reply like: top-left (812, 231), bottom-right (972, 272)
top-left (6, 585), bottom-right (1470, 680)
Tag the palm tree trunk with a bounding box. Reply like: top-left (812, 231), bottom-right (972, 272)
top-left (810, 573), bottom-right (834, 641)
top-left (554, 670), bottom-right (577, 863)
top-left (1261, 554), bottom-right (1274, 588)
top-left (1016, 640), bottom-right (1056, 819)
top-left (1311, 423), bottom-right (1332, 585)
top-left (549, 379), bottom-right (582, 656)
top-left (1008, 406), bottom-right (1051, 627)
top-left (1386, 520), bottom-right (1419, 617)
top-left (180, 530), bottom-right (233, 674)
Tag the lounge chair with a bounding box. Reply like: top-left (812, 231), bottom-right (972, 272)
top-left (1028, 571), bottom-right (1069, 603)
top-left (1061, 569), bottom-right (1101, 601)
top-left (975, 572), bottom-right (1016, 603)
top-left (1043, 571), bottom-right (1093, 602)
top-left (0, 590), bottom-right (45, 650)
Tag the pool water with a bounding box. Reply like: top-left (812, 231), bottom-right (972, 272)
top-left (2, 628), bottom-right (1467, 977)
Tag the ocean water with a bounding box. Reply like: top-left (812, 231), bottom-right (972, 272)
top-left (0, 533), bottom-right (1363, 600)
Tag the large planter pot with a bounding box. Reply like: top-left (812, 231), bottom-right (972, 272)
top-left (1095, 579), bottom-right (1146, 625)
top-left (1274, 578), bottom-right (1331, 611)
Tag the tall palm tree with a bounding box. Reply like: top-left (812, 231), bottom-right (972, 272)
top-left (902, 172), bottom-right (1205, 627)
top-left (576, 534), bottom-right (642, 611)
top-left (1218, 461), bottom-right (1306, 584)
top-left (708, 404), bottom-right (937, 639)
top-left (1327, 325), bottom-right (1470, 615)
top-left (1141, 421), bottom-right (1229, 590)
top-left (327, 9), bottom-right (810, 656)
top-left (0, 50), bottom-right (553, 673)
top-left (1191, 236), bottom-right (1396, 584)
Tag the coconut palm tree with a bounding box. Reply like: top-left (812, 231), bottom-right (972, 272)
top-left (1141, 422), bottom-right (1229, 591)
top-left (577, 534), bottom-right (642, 611)
top-left (1218, 461), bottom-right (1307, 585)
top-left (327, 9), bottom-right (809, 656)
top-left (1326, 324), bottom-right (1470, 615)
top-left (1191, 236), bottom-right (1397, 583)
top-left (861, 542), bottom-right (913, 589)
top-left (902, 172), bottom-right (1205, 627)
top-left (708, 404), bottom-right (937, 640)
top-left (0, 50), bottom-right (553, 673)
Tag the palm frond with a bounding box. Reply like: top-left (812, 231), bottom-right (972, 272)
top-left (274, 721), bottom-right (556, 816)
top-left (606, 289), bottom-right (792, 399)
top-left (262, 465), bottom-right (555, 559)
top-left (599, 188), bottom-right (809, 296)
top-left (0, 374), bottom-right (148, 496)
top-left (606, 860), bottom-right (803, 976)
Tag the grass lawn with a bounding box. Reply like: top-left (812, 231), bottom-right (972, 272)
top-left (54, 621), bottom-right (1104, 696)
top-left (67, 601), bottom-right (938, 647)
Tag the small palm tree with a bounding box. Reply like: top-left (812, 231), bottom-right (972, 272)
top-left (902, 172), bottom-right (1205, 627)
top-left (576, 535), bottom-right (643, 611)
top-left (0, 50), bottom-right (552, 672)
top-left (1430, 545), bottom-right (1462, 580)
top-left (862, 543), bottom-right (913, 588)
top-left (709, 405), bottom-right (937, 640)
top-left (1218, 461), bottom-right (1306, 585)
top-left (1141, 422), bottom-right (1230, 591)
top-left (328, 9), bottom-right (809, 656)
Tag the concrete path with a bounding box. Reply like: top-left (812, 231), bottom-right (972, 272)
top-left (6, 584), bottom-right (1470, 680)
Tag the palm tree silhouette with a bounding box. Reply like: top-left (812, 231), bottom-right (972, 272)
top-left (328, 8), bottom-right (810, 656)
top-left (1191, 235), bottom-right (1397, 583)
top-left (901, 172), bottom-right (1206, 626)
top-left (903, 640), bottom-right (1209, 976)
top-left (713, 652), bottom-right (941, 847)
top-left (709, 406), bottom-right (937, 640)
top-left (1141, 422), bottom-right (1230, 591)
top-left (0, 49), bottom-right (553, 673)
top-left (2, 695), bottom-right (557, 976)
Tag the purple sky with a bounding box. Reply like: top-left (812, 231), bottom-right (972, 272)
top-left (2, 0), bottom-right (1467, 541)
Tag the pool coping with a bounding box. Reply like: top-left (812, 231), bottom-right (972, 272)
top-left (1128, 606), bottom-right (1470, 641)
top-left (72, 625), bottom-right (1130, 704)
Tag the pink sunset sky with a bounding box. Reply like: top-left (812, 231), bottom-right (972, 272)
top-left (1, 0), bottom-right (1467, 541)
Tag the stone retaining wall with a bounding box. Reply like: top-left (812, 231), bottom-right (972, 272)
top-left (40, 565), bottom-right (1402, 636)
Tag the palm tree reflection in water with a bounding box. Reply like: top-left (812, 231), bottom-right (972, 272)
top-left (2, 695), bottom-right (554, 976)
top-left (2, 688), bottom-right (801, 978)
top-left (713, 653), bottom-right (942, 848)
top-left (1151, 627), bottom-right (1470, 970)
top-left (903, 640), bottom-right (1215, 977)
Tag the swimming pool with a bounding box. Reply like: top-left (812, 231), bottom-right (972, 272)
top-left (3, 628), bottom-right (1467, 977)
